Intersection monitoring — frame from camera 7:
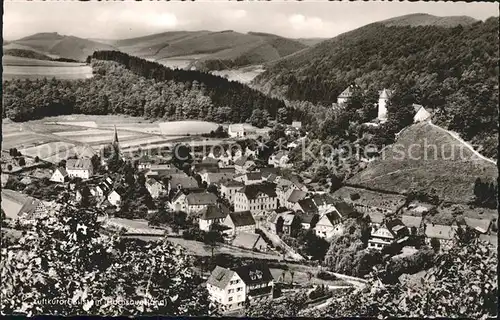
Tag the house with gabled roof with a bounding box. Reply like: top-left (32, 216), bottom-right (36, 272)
top-left (145, 178), bottom-right (165, 199)
top-left (233, 156), bottom-right (255, 174)
top-left (233, 171), bottom-right (263, 185)
top-left (337, 85), bottom-right (356, 105)
top-left (268, 150), bottom-right (292, 168)
top-left (167, 174), bottom-right (199, 194)
top-left (285, 189), bottom-right (308, 210)
top-left (1, 189), bottom-right (47, 220)
top-left (220, 179), bottom-right (245, 205)
top-left (296, 211), bottom-right (319, 230)
top-left (223, 211), bottom-right (256, 235)
top-left (462, 217), bottom-right (492, 234)
top-left (368, 218), bottom-right (408, 250)
top-left (424, 223), bottom-right (457, 250)
top-left (267, 210), bottom-right (301, 236)
top-left (294, 198), bottom-right (319, 215)
top-left (107, 187), bottom-right (126, 207)
top-left (184, 192), bottom-right (219, 214)
top-left (401, 215), bottom-right (423, 232)
top-left (314, 210), bottom-right (344, 239)
top-left (234, 183), bottom-right (278, 214)
top-left (66, 158), bottom-right (93, 179)
top-left (201, 172), bottom-right (236, 186)
top-left (50, 167), bottom-right (68, 183)
top-left (231, 232), bottom-right (268, 252)
top-left (198, 204), bottom-right (228, 231)
top-left (206, 263), bottom-right (274, 313)
top-left (413, 104), bottom-right (432, 123)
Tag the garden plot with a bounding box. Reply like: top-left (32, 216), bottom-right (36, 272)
top-left (2, 132), bottom-right (56, 150)
top-left (20, 141), bottom-right (76, 159)
top-left (119, 136), bottom-right (182, 149)
top-left (56, 121), bottom-right (98, 128)
top-left (54, 129), bottom-right (141, 144)
top-left (158, 121), bottom-right (219, 135)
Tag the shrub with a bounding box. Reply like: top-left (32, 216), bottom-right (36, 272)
top-left (316, 271), bottom-right (337, 281)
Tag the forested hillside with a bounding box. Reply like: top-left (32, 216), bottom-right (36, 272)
top-left (2, 51), bottom-right (286, 123)
top-left (254, 17), bottom-right (499, 158)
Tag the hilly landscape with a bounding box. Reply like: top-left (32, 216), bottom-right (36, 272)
top-left (346, 121), bottom-right (498, 204)
top-left (4, 32), bottom-right (117, 61)
top-left (109, 30), bottom-right (309, 71)
top-left (253, 14), bottom-right (499, 158)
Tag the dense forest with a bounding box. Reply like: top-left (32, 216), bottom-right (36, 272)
top-left (2, 51), bottom-right (286, 124)
top-left (255, 18), bottom-right (499, 155)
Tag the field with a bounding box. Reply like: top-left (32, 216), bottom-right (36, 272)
top-left (2, 55), bottom-right (93, 80)
top-left (211, 65), bottom-right (265, 84)
top-left (347, 122), bottom-right (498, 204)
top-left (2, 115), bottom-right (226, 163)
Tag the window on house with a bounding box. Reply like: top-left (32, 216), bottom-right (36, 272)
top-left (237, 287), bottom-right (242, 292)
top-left (228, 297), bottom-right (233, 302)
top-left (228, 289), bottom-right (234, 293)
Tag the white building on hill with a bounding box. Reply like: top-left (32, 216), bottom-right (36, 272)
top-left (66, 158), bottom-right (93, 179)
top-left (377, 88), bottom-right (394, 122)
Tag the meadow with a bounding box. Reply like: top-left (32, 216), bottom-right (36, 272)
top-left (2, 115), bottom-right (228, 163)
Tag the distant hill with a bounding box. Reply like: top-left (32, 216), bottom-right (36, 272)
top-left (347, 122), bottom-right (498, 204)
top-left (112, 30), bottom-right (308, 71)
top-left (7, 32), bottom-right (117, 61)
top-left (3, 48), bottom-right (53, 61)
top-left (380, 13), bottom-right (478, 28)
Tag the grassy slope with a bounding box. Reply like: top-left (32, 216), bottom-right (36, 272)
top-left (2, 55), bottom-right (86, 67)
top-left (3, 48), bottom-right (53, 61)
top-left (347, 122), bottom-right (498, 204)
top-left (10, 33), bottom-right (117, 61)
top-left (114, 30), bottom-right (307, 68)
top-left (380, 13), bottom-right (478, 28)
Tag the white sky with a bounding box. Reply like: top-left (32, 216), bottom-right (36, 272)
top-left (3, 1), bottom-right (499, 40)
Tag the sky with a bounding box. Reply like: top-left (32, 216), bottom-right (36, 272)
top-left (3, 1), bottom-right (499, 41)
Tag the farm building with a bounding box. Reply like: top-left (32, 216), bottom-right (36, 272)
top-left (50, 167), bottom-right (68, 183)
top-left (222, 211), bottom-right (256, 235)
top-left (198, 204), bottom-right (228, 231)
top-left (1, 189), bottom-right (47, 220)
top-left (231, 232), bottom-right (268, 251)
top-left (66, 158), bottom-right (93, 179)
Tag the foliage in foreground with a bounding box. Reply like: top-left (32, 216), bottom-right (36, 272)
top-left (0, 205), bottom-right (215, 316)
top-left (248, 234), bottom-right (498, 319)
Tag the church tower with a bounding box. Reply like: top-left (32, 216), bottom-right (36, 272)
top-left (112, 125), bottom-right (120, 151)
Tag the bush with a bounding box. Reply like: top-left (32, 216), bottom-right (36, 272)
top-left (309, 284), bottom-right (329, 300)
top-left (316, 271), bottom-right (337, 281)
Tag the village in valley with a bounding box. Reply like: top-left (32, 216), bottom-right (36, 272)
top-left (2, 85), bottom-right (497, 315)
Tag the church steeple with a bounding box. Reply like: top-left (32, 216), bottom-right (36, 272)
top-left (113, 125), bottom-right (119, 148)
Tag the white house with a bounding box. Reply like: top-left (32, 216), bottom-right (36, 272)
top-left (368, 219), bottom-right (408, 250)
top-left (228, 124), bottom-right (256, 138)
top-left (413, 104), bottom-right (432, 123)
top-left (314, 211), bottom-right (344, 239)
top-left (50, 167), bottom-right (68, 183)
top-left (377, 88), bottom-right (394, 122)
top-left (107, 189), bottom-right (124, 207)
top-left (198, 205), bottom-right (228, 231)
top-left (145, 178), bottom-right (165, 199)
top-left (170, 192), bottom-right (218, 214)
top-left (222, 211), bottom-right (256, 235)
top-left (337, 85), bottom-right (355, 105)
top-left (66, 158), bottom-right (93, 179)
top-left (233, 172), bottom-right (263, 185)
top-left (206, 264), bottom-right (274, 313)
top-left (220, 179), bottom-right (245, 205)
top-left (233, 156), bottom-right (256, 174)
top-left (234, 183), bottom-right (278, 214)
top-left (268, 151), bottom-right (292, 168)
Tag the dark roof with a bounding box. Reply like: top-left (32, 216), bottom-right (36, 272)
top-left (323, 210), bottom-right (342, 223)
top-left (234, 156), bottom-right (249, 166)
top-left (54, 167), bottom-right (68, 176)
top-left (297, 198), bottom-right (318, 214)
top-left (186, 192), bottom-right (218, 206)
top-left (169, 175), bottom-right (198, 189)
top-left (207, 266), bottom-right (235, 289)
top-left (220, 179), bottom-right (244, 188)
top-left (238, 183), bottom-right (277, 199)
top-left (229, 211), bottom-right (256, 227)
top-left (287, 190), bottom-right (308, 203)
top-left (313, 193), bottom-right (335, 207)
top-left (246, 172), bottom-right (262, 181)
top-left (202, 157), bottom-right (220, 164)
top-left (297, 212), bottom-right (318, 224)
top-left (200, 205), bottom-right (228, 220)
top-left (333, 201), bottom-right (356, 217)
top-left (234, 263), bottom-right (274, 286)
top-left (259, 167), bottom-right (279, 174)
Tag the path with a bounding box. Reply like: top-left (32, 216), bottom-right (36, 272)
top-left (428, 121), bottom-right (496, 165)
top-left (259, 226), bottom-right (305, 261)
